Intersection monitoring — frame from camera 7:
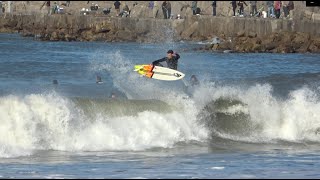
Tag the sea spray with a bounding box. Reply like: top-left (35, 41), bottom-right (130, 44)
top-left (0, 92), bottom-right (207, 157)
top-left (89, 50), bottom-right (320, 144)
top-left (196, 83), bottom-right (320, 143)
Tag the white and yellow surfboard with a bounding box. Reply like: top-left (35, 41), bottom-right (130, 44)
top-left (134, 64), bottom-right (185, 81)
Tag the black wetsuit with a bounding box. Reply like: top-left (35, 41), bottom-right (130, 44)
top-left (152, 53), bottom-right (180, 70)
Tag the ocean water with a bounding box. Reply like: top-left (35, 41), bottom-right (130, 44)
top-left (0, 33), bottom-right (320, 178)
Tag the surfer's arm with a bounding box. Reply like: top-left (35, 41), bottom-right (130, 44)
top-left (173, 53), bottom-right (180, 60)
top-left (152, 57), bottom-right (166, 65)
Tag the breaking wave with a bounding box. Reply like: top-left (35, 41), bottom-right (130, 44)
top-left (0, 92), bottom-right (206, 158)
top-left (1, 50), bottom-right (320, 158)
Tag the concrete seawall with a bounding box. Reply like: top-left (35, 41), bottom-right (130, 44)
top-left (1, 14), bottom-right (320, 41)
top-left (193, 16), bottom-right (320, 38)
top-left (1, 14), bottom-right (320, 53)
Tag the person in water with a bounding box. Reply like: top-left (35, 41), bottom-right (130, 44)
top-left (110, 92), bottom-right (116, 99)
top-left (96, 75), bottom-right (103, 84)
top-left (190, 74), bottom-right (200, 86)
top-left (53, 79), bottom-right (58, 85)
top-left (152, 49), bottom-right (180, 70)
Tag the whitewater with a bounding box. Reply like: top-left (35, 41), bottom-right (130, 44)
top-left (0, 33), bottom-right (320, 178)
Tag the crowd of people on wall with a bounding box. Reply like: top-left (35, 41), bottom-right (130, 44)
top-left (0, 1), bottom-right (295, 20)
top-left (109, 1), bottom-right (295, 19)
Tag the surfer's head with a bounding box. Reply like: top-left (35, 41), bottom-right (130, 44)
top-left (96, 75), bottom-right (102, 84)
top-left (167, 50), bottom-right (173, 54)
top-left (167, 50), bottom-right (173, 59)
top-left (190, 75), bottom-right (199, 86)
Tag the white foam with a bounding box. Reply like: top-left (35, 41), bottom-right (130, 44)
top-left (211, 167), bottom-right (225, 170)
top-left (194, 83), bottom-right (320, 143)
top-left (89, 50), bottom-right (320, 144)
top-left (2, 51), bottom-right (319, 158)
top-left (0, 48), bottom-right (209, 157)
top-left (0, 92), bottom-right (207, 157)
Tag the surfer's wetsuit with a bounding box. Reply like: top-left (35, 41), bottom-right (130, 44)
top-left (152, 53), bottom-right (180, 70)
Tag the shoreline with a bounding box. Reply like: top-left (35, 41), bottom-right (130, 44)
top-left (0, 13), bottom-right (319, 53)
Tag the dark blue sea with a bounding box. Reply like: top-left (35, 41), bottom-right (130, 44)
top-left (1, 33), bottom-right (320, 178)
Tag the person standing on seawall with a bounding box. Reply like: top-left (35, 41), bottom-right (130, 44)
top-left (0, 1), bottom-right (3, 16)
top-left (249, 1), bottom-right (257, 16)
top-left (40, 1), bottom-right (51, 15)
top-left (192, 1), bottom-right (197, 15)
top-left (231, 1), bottom-right (237, 17)
top-left (238, 1), bottom-right (247, 17)
top-left (287, 1), bottom-right (294, 19)
top-left (162, 1), bottom-right (168, 19)
top-left (114, 1), bottom-right (121, 16)
top-left (212, 1), bottom-right (217, 16)
top-left (166, 1), bottom-right (171, 19)
top-left (153, 1), bottom-right (160, 18)
top-left (274, 1), bottom-right (281, 19)
top-left (267, 1), bottom-right (274, 18)
top-left (282, 1), bottom-right (289, 18)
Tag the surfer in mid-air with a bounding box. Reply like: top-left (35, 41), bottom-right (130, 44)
top-left (152, 49), bottom-right (180, 70)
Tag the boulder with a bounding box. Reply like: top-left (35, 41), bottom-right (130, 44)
top-left (280, 31), bottom-right (295, 44)
top-left (255, 38), bottom-right (262, 44)
top-left (116, 30), bottom-right (136, 41)
top-left (21, 29), bottom-right (33, 37)
top-left (243, 42), bottom-right (254, 52)
top-left (94, 23), bottom-right (111, 34)
top-left (295, 41), bottom-right (311, 53)
top-left (312, 37), bottom-right (320, 48)
top-left (292, 32), bottom-right (310, 44)
top-left (181, 21), bottom-right (198, 38)
top-left (185, 7), bottom-right (193, 18)
top-left (80, 30), bottom-right (94, 41)
top-left (307, 43), bottom-right (320, 53)
top-left (312, 13), bottom-right (320, 22)
top-left (265, 42), bottom-right (277, 51)
top-left (237, 30), bottom-right (245, 37)
top-left (172, 19), bottom-right (185, 36)
top-left (252, 44), bottom-right (264, 52)
top-left (212, 44), bottom-right (219, 50)
top-left (304, 11), bottom-right (313, 20)
top-left (275, 44), bottom-right (294, 53)
top-left (64, 34), bottom-right (76, 41)
top-left (237, 37), bottom-right (248, 42)
top-left (50, 31), bottom-right (59, 41)
top-left (217, 41), bottom-right (233, 50)
top-left (269, 32), bottom-right (280, 42)
top-left (248, 32), bottom-right (257, 38)
top-left (211, 36), bottom-right (221, 44)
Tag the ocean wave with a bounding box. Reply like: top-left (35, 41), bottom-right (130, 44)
top-left (1, 82), bottom-right (320, 158)
top-left (196, 84), bottom-right (320, 143)
top-left (1, 50), bottom-right (320, 158)
top-left (0, 92), bottom-right (206, 158)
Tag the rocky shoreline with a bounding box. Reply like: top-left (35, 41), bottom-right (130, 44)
top-left (0, 13), bottom-right (319, 53)
top-left (199, 31), bottom-right (320, 53)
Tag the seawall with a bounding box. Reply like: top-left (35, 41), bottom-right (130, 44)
top-left (1, 14), bottom-right (320, 53)
top-left (1, 14), bottom-right (320, 40)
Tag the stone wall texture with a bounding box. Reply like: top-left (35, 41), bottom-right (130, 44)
top-left (0, 1), bottom-right (319, 53)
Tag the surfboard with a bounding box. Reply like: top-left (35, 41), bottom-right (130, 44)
top-left (134, 64), bottom-right (185, 81)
